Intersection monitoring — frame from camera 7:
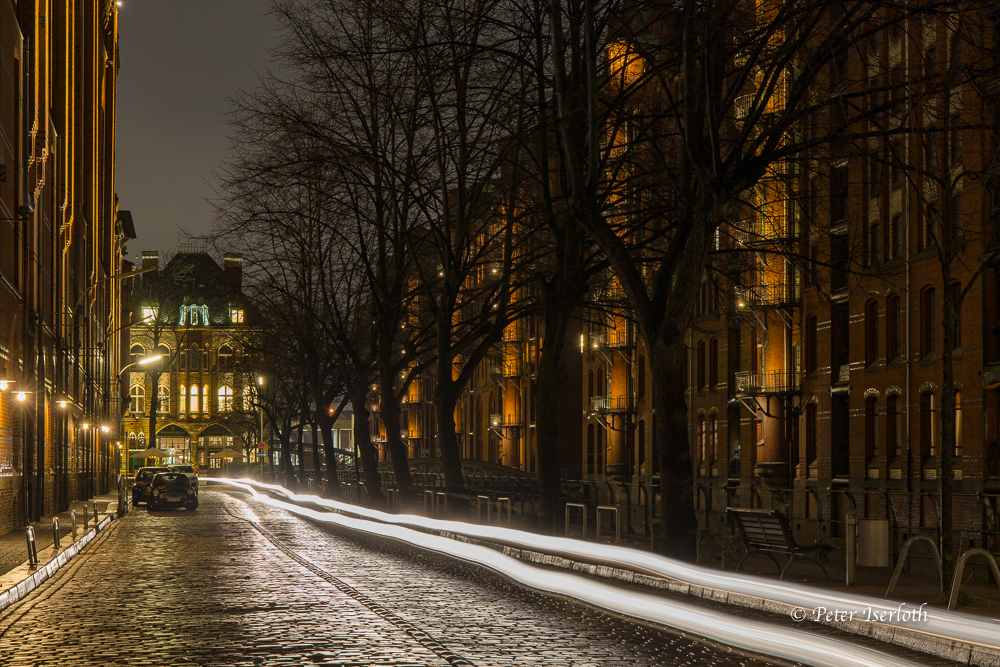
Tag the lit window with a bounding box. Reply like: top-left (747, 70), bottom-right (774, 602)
top-left (203, 384), bottom-right (210, 413)
top-left (218, 385), bottom-right (233, 412)
top-left (130, 385), bottom-right (145, 413)
top-left (189, 385), bottom-right (199, 413)
top-left (189, 307), bottom-right (199, 327)
top-left (231, 309), bottom-right (244, 323)
top-left (179, 385), bottom-right (186, 414)
top-left (158, 385), bottom-right (170, 413)
top-left (140, 307), bottom-right (158, 324)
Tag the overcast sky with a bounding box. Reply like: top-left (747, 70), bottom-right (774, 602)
top-left (116, 0), bottom-right (280, 261)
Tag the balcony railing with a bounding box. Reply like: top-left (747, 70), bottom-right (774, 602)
top-left (735, 282), bottom-right (799, 309)
top-left (734, 370), bottom-right (801, 395)
top-left (732, 216), bottom-right (788, 247)
top-left (489, 413), bottom-right (521, 428)
top-left (589, 329), bottom-right (633, 350)
top-left (590, 395), bottom-right (634, 414)
top-left (734, 93), bottom-right (755, 119)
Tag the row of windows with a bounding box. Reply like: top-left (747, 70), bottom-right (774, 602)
top-left (129, 385), bottom-right (241, 414)
top-left (138, 306), bottom-right (245, 326)
top-left (130, 344), bottom-right (236, 371)
top-left (803, 283), bottom-right (955, 376)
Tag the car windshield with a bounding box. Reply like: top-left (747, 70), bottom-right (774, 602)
top-left (153, 474), bottom-right (187, 486)
top-left (139, 468), bottom-right (168, 482)
top-left (170, 466), bottom-right (195, 473)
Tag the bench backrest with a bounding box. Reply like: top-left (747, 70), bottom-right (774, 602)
top-left (728, 508), bottom-right (795, 552)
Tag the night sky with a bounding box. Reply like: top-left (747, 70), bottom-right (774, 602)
top-left (115, 0), bottom-right (279, 261)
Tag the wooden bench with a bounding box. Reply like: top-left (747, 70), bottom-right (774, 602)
top-left (728, 508), bottom-right (832, 581)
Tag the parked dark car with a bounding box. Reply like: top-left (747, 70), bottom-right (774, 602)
top-left (132, 467), bottom-right (170, 505)
top-left (147, 473), bottom-right (198, 511)
top-left (168, 464), bottom-right (199, 494)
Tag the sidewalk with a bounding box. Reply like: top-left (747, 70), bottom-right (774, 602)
top-left (0, 494), bottom-right (120, 579)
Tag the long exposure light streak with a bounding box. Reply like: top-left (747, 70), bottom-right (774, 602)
top-left (211, 478), bottom-right (932, 667)
top-left (207, 477), bottom-right (1000, 653)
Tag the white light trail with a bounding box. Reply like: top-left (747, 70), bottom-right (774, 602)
top-left (209, 478), bottom-right (935, 667)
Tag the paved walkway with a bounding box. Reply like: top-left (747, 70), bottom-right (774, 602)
top-left (0, 495), bottom-right (119, 578)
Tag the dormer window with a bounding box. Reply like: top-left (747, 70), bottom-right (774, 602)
top-left (230, 308), bottom-right (244, 323)
top-left (179, 304), bottom-right (210, 327)
top-left (140, 306), bottom-right (158, 324)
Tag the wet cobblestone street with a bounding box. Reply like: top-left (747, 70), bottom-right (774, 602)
top-left (0, 490), bottom-right (777, 666)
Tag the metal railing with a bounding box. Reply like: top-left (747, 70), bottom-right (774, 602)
top-left (734, 93), bottom-right (755, 119)
top-left (735, 282), bottom-right (799, 309)
top-left (732, 216), bottom-right (789, 247)
top-left (734, 370), bottom-right (801, 394)
top-left (590, 395), bottom-right (634, 414)
top-left (490, 413), bottom-right (521, 428)
top-left (589, 329), bottom-right (632, 350)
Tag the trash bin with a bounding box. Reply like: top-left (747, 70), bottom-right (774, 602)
top-left (857, 519), bottom-right (890, 567)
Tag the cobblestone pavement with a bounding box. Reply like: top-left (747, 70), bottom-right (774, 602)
top-left (0, 490), bottom-right (791, 667)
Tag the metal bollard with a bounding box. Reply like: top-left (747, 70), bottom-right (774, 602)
top-left (565, 502), bottom-right (587, 539)
top-left (846, 512), bottom-right (857, 586)
top-left (423, 489), bottom-right (435, 514)
top-left (82, 505), bottom-right (89, 530)
top-left (476, 495), bottom-right (491, 523)
top-left (93, 502), bottom-right (99, 525)
top-left (71, 510), bottom-right (78, 539)
top-left (25, 526), bottom-right (38, 569)
top-left (52, 517), bottom-right (61, 552)
top-left (497, 497), bottom-right (511, 526)
top-left (596, 505), bottom-right (620, 544)
top-left (436, 491), bottom-right (448, 514)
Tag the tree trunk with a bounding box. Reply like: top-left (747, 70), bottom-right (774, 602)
top-left (147, 372), bottom-right (160, 453)
top-left (311, 422), bottom-right (322, 490)
top-left (534, 286), bottom-right (582, 528)
top-left (649, 339), bottom-right (699, 560)
top-left (279, 429), bottom-right (295, 489)
top-left (317, 410), bottom-right (339, 495)
top-left (350, 392), bottom-right (383, 504)
top-left (379, 364), bottom-right (416, 502)
top-left (433, 355), bottom-right (466, 503)
top-left (296, 423), bottom-right (307, 487)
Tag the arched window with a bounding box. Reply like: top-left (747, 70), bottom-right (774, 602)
top-left (698, 415), bottom-right (706, 463)
top-left (179, 385), bottom-right (186, 414)
top-left (710, 413), bottom-right (719, 462)
top-left (920, 391), bottom-right (935, 460)
top-left (203, 385), bottom-right (210, 413)
top-left (920, 286), bottom-right (936, 358)
top-left (128, 432), bottom-right (137, 449)
top-left (886, 295), bottom-right (900, 362)
top-left (587, 424), bottom-right (595, 474)
top-left (189, 385), bottom-right (199, 414)
top-left (189, 306), bottom-right (200, 327)
top-left (709, 339), bottom-right (719, 388)
top-left (218, 345), bottom-right (233, 369)
top-left (865, 300), bottom-right (879, 367)
top-left (697, 340), bottom-right (706, 389)
top-left (130, 344), bottom-right (144, 365)
top-left (218, 385), bottom-right (233, 412)
top-left (179, 346), bottom-right (187, 372)
top-left (864, 397), bottom-right (878, 463)
top-left (805, 403), bottom-right (817, 465)
top-left (138, 432), bottom-right (145, 446)
top-left (158, 385), bottom-right (170, 413)
top-left (190, 345), bottom-right (201, 372)
top-left (887, 394), bottom-right (900, 457)
top-left (130, 385), bottom-right (145, 414)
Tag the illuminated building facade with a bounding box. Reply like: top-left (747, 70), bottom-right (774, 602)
top-left (0, 0), bottom-right (126, 532)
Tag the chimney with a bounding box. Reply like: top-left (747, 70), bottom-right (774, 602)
top-left (141, 251), bottom-right (159, 274)
top-left (224, 253), bottom-right (243, 288)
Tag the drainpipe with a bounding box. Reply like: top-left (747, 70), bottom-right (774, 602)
top-left (903, 8), bottom-right (911, 497)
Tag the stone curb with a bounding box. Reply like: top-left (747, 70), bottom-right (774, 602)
top-left (0, 511), bottom-right (120, 615)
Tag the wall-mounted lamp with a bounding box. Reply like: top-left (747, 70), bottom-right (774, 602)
top-left (0, 367), bottom-right (13, 391)
top-left (101, 425), bottom-right (110, 433)
top-left (15, 391), bottom-right (31, 402)
top-left (54, 393), bottom-right (72, 409)
top-left (82, 423), bottom-right (90, 430)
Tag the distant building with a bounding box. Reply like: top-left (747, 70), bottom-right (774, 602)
top-left (121, 245), bottom-right (261, 473)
